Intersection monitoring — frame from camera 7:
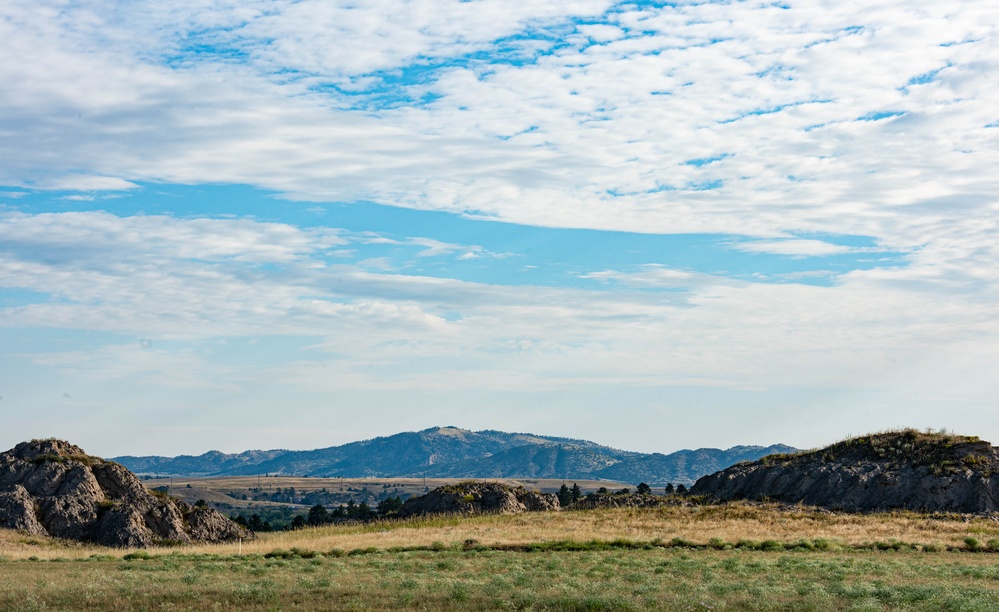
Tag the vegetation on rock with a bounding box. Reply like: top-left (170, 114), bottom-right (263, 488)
top-left (692, 429), bottom-right (999, 513)
top-left (0, 439), bottom-right (250, 547)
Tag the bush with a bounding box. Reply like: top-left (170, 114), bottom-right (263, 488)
top-left (123, 551), bottom-right (153, 561)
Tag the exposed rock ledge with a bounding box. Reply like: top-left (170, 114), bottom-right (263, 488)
top-left (399, 482), bottom-right (560, 517)
top-left (0, 439), bottom-right (250, 547)
top-left (691, 430), bottom-right (999, 513)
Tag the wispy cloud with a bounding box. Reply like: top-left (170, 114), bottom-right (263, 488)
top-left (1, 1), bottom-right (998, 453)
top-left (732, 239), bottom-right (863, 257)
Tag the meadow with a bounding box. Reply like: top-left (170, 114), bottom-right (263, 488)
top-left (4, 503), bottom-right (999, 610)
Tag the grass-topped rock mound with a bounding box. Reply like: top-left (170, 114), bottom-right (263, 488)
top-left (691, 429), bottom-right (999, 513)
top-left (0, 439), bottom-right (250, 547)
top-left (399, 482), bottom-right (560, 517)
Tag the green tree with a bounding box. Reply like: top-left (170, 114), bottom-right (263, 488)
top-left (636, 483), bottom-right (652, 495)
top-left (676, 484), bottom-right (688, 496)
top-left (664, 483), bottom-right (675, 495)
top-left (557, 484), bottom-right (572, 506)
top-left (308, 504), bottom-right (329, 526)
top-left (377, 496), bottom-right (403, 516)
top-left (248, 514), bottom-right (264, 531)
top-left (571, 483), bottom-right (582, 502)
top-left (292, 515), bottom-right (306, 530)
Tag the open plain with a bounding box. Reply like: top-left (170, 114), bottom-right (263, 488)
top-left (4, 503), bottom-right (999, 610)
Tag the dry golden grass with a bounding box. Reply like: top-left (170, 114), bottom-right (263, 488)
top-left (5, 502), bottom-right (999, 560)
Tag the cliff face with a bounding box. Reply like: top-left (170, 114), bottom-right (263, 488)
top-left (691, 430), bottom-right (999, 513)
top-left (0, 439), bottom-right (250, 547)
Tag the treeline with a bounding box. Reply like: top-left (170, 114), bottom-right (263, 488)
top-left (231, 496), bottom-right (404, 532)
top-left (561, 482), bottom-right (688, 505)
top-left (236, 485), bottom-right (411, 506)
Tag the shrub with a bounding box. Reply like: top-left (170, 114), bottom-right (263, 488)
top-left (123, 551), bottom-right (153, 561)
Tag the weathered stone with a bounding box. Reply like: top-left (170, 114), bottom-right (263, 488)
top-left (691, 430), bottom-right (999, 513)
top-left (573, 493), bottom-right (690, 510)
top-left (185, 505), bottom-right (250, 542)
top-left (0, 438), bottom-right (251, 547)
top-left (399, 482), bottom-right (560, 517)
top-left (0, 485), bottom-right (46, 536)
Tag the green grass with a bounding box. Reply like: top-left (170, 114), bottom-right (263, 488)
top-left (3, 545), bottom-right (999, 610)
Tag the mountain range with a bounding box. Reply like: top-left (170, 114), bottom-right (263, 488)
top-left (112, 426), bottom-right (797, 485)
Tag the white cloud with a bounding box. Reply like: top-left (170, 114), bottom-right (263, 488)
top-left (2, 212), bottom-right (996, 396)
top-left (732, 239), bottom-right (860, 257)
top-left (34, 175), bottom-right (140, 191)
top-left (1, 1), bottom-right (999, 451)
top-left (1, 0), bottom-right (995, 260)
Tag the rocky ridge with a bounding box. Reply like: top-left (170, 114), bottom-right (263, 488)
top-left (399, 482), bottom-right (560, 517)
top-left (0, 439), bottom-right (250, 547)
top-left (691, 430), bottom-right (999, 513)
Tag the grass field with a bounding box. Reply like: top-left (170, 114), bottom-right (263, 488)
top-left (4, 503), bottom-right (999, 610)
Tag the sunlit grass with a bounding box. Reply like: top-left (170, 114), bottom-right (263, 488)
top-left (4, 502), bottom-right (999, 561)
top-left (3, 546), bottom-right (999, 610)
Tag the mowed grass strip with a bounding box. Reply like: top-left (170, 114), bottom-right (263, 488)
top-left (3, 548), bottom-right (999, 611)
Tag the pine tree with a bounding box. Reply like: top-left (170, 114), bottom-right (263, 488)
top-left (571, 483), bottom-right (582, 502)
top-left (308, 504), bottom-right (329, 526)
top-left (665, 483), bottom-right (675, 495)
top-left (557, 484), bottom-right (572, 506)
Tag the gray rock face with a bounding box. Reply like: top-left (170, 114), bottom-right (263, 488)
top-left (399, 482), bottom-right (561, 517)
top-left (0, 485), bottom-right (46, 535)
top-left (0, 439), bottom-right (250, 547)
top-left (573, 493), bottom-right (689, 510)
top-left (691, 431), bottom-right (999, 513)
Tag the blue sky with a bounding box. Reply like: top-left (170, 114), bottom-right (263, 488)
top-left (1, 0), bottom-right (998, 456)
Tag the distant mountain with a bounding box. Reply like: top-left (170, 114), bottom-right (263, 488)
top-left (112, 426), bottom-right (797, 485)
top-left (113, 449), bottom-right (289, 477)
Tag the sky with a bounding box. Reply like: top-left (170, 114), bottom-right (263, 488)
top-left (1, 0), bottom-right (998, 458)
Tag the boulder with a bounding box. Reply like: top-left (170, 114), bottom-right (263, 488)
top-left (0, 485), bottom-right (46, 536)
top-left (0, 438), bottom-right (251, 547)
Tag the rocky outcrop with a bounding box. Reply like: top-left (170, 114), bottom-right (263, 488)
top-left (573, 493), bottom-right (691, 510)
top-left (0, 439), bottom-right (250, 547)
top-left (692, 430), bottom-right (999, 513)
top-left (399, 482), bottom-right (560, 517)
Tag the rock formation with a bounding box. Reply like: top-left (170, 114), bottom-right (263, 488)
top-left (573, 492), bottom-right (691, 510)
top-left (692, 430), bottom-right (999, 513)
top-left (399, 482), bottom-right (560, 517)
top-left (0, 439), bottom-right (250, 547)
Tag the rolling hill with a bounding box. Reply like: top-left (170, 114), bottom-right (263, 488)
top-left (113, 426), bottom-right (796, 486)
